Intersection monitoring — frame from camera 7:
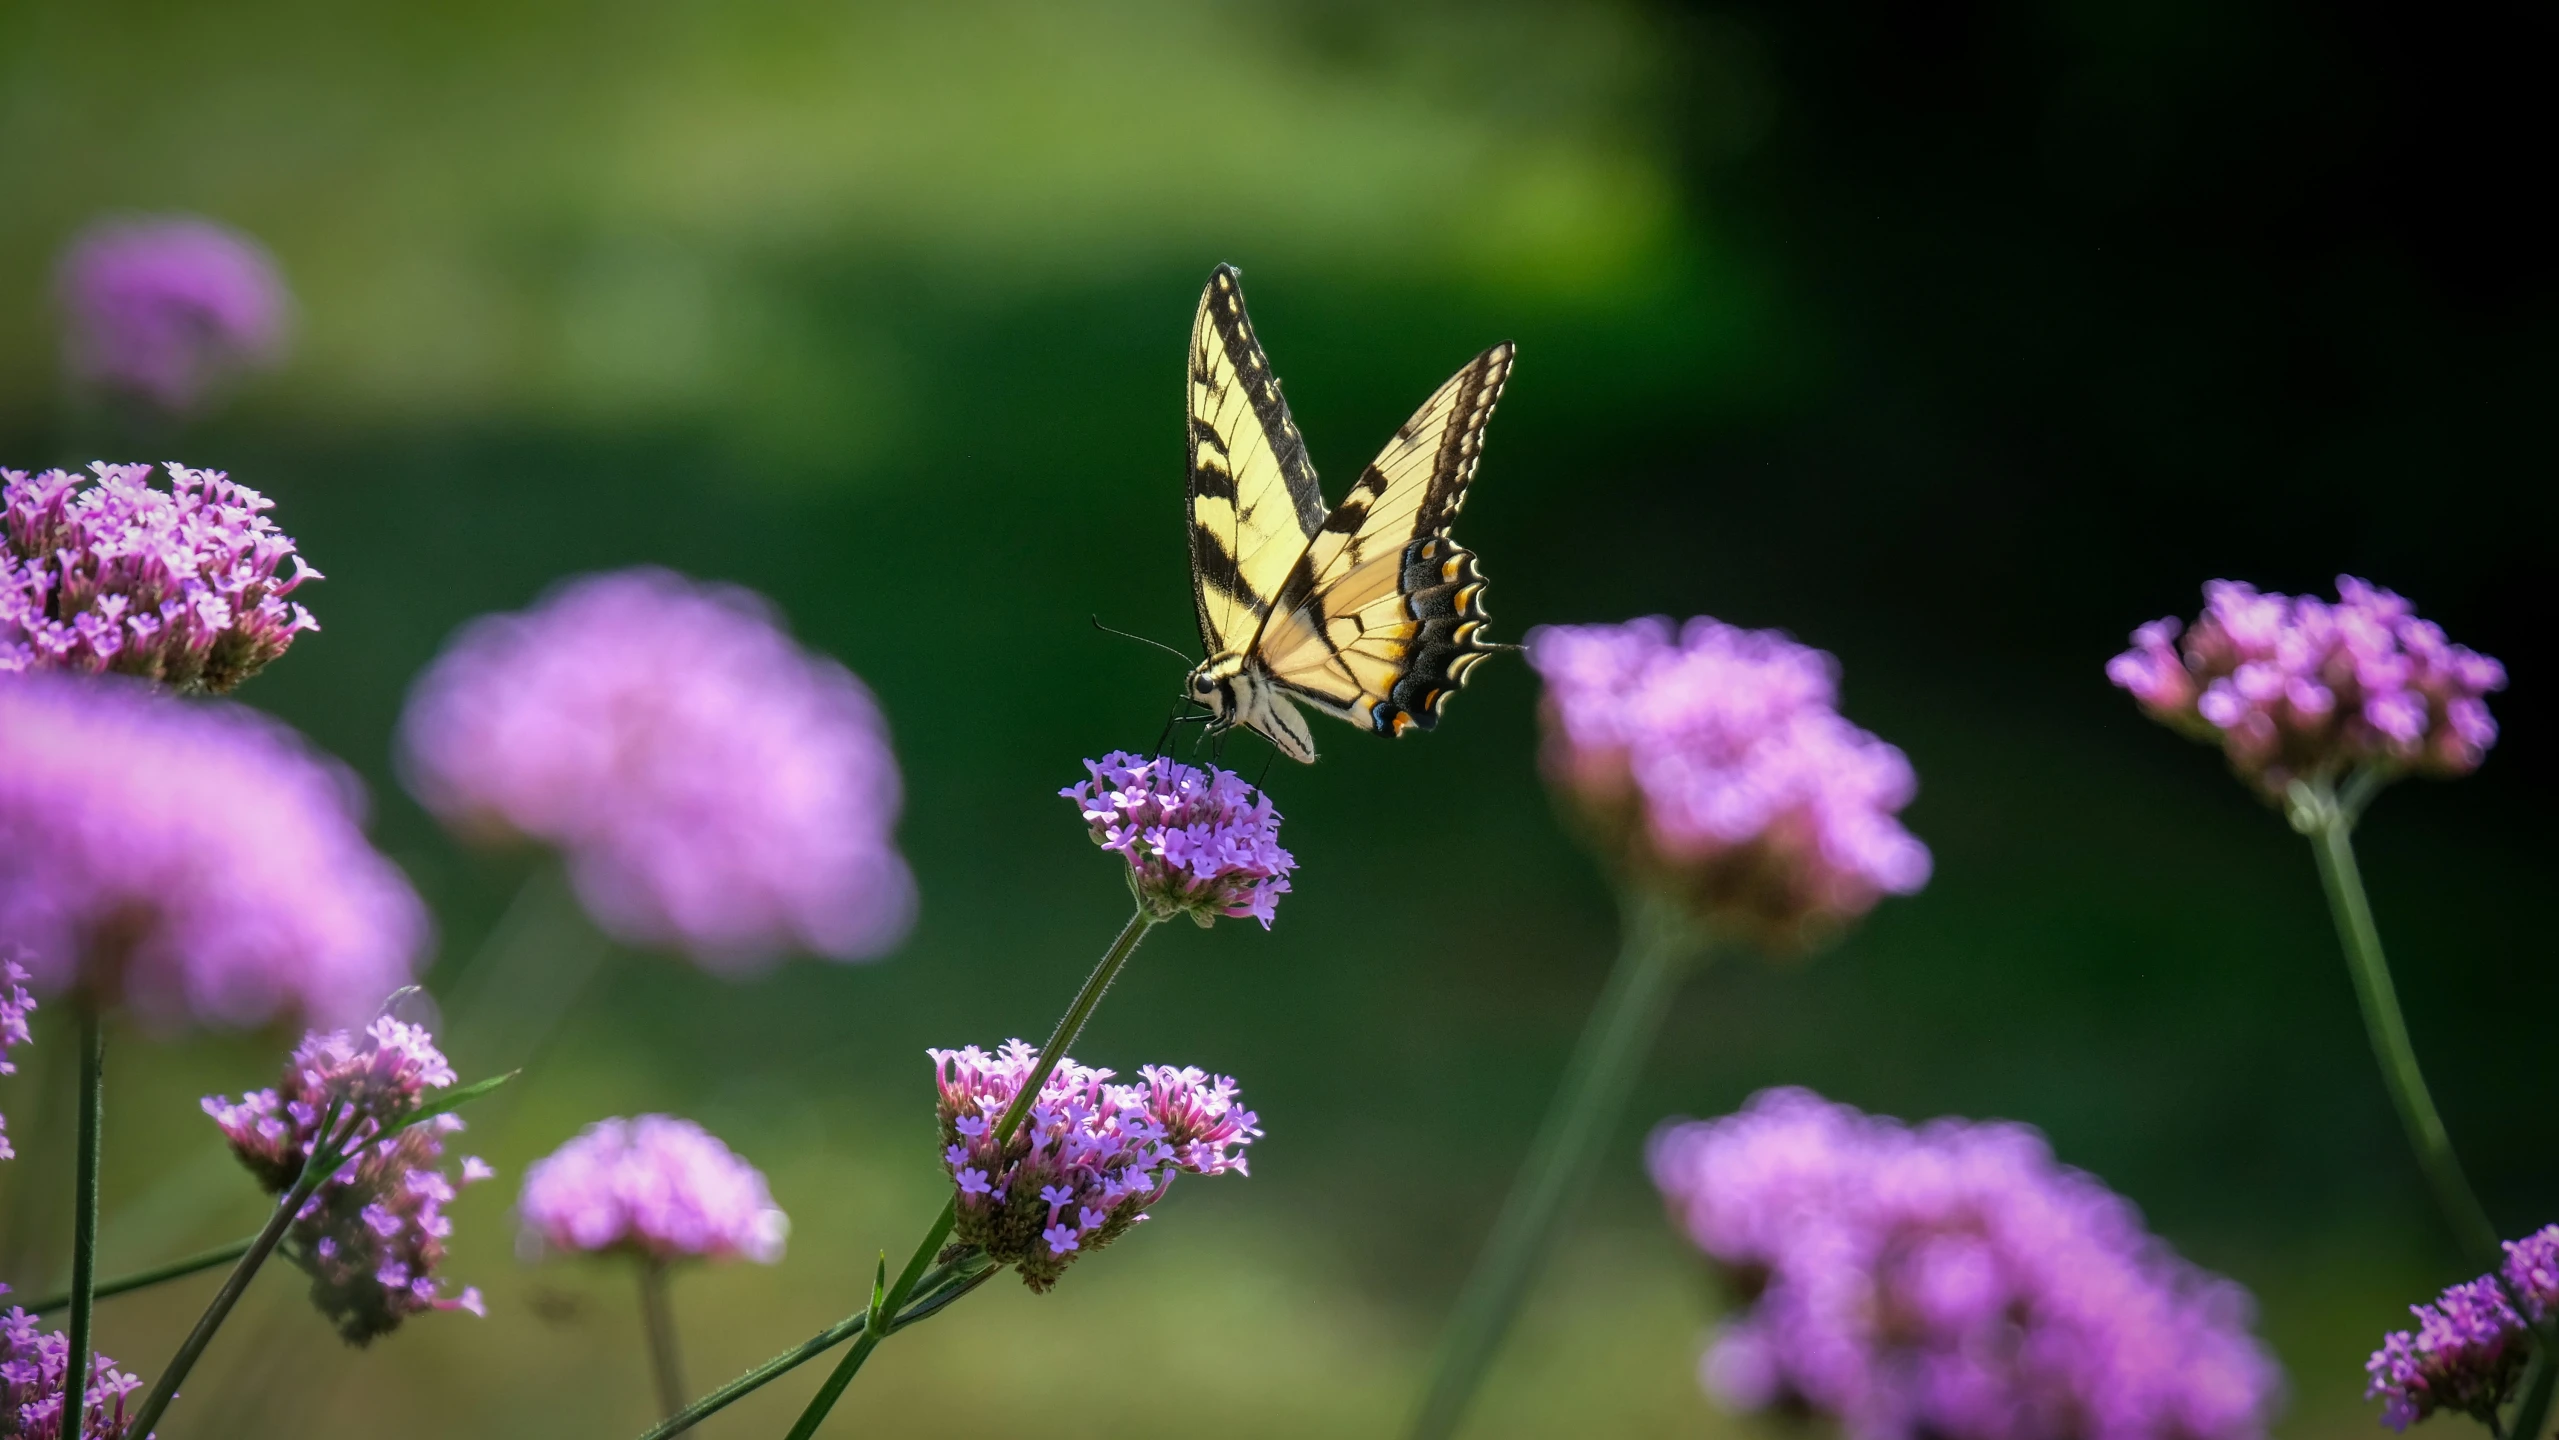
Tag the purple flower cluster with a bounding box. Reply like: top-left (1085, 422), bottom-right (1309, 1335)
top-left (55, 215), bottom-right (289, 413)
top-left (0, 1301), bottom-right (144, 1438)
top-left (1061, 752), bottom-right (1295, 928)
top-left (1528, 617), bottom-right (1931, 947)
top-left (518, 1115), bottom-right (788, 1265)
top-left (398, 567), bottom-right (915, 972)
top-left (203, 1018), bottom-right (492, 1345)
top-left (931, 1041), bottom-right (1259, 1291)
top-left (1, 951), bottom-right (30, 1162)
top-left (0, 674), bottom-right (426, 1030)
top-left (2109, 578), bottom-right (2504, 800)
top-left (3, 463), bottom-right (321, 692)
top-left (1650, 1087), bottom-right (2283, 1440)
top-left (2366, 1225), bottom-right (2559, 1430)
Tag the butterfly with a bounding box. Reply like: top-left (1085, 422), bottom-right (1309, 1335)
top-left (1180, 264), bottom-right (1515, 763)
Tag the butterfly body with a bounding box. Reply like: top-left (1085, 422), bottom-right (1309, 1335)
top-left (1182, 264), bottom-right (1514, 762)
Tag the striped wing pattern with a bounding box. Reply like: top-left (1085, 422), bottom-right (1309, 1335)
top-left (1185, 265), bottom-right (1325, 659)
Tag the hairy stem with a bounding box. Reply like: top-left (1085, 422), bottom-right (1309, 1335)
top-left (778, 904), bottom-right (1160, 1438)
top-left (2302, 785), bottom-right (2500, 1268)
top-left (27, 1236), bottom-right (256, 1314)
top-left (639, 1258), bottom-right (687, 1421)
top-left (62, 1006), bottom-right (105, 1440)
top-left (1410, 891), bottom-right (1707, 1440)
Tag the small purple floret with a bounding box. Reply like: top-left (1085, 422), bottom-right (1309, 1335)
top-left (517, 1115), bottom-right (788, 1264)
top-left (0, 950), bottom-right (29, 1161)
top-left (398, 567), bottom-right (916, 972)
top-left (1650, 1087), bottom-right (2283, 1440)
top-left (2110, 577), bottom-right (2504, 800)
top-left (930, 1040), bottom-right (1259, 1291)
top-left (1528, 616), bottom-right (1930, 947)
top-left (0, 674), bottom-right (427, 1031)
top-left (4, 462), bottom-right (321, 692)
top-left (0, 1300), bottom-right (146, 1438)
top-left (2364, 1223), bottom-right (2559, 1430)
top-left (202, 1018), bottom-right (491, 1344)
top-left (1061, 752), bottom-right (1295, 928)
top-left (55, 215), bottom-right (290, 413)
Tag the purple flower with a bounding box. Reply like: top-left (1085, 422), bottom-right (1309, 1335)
top-left (0, 674), bottom-right (427, 1030)
top-left (930, 1040), bottom-right (1260, 1291)
top-left (2363, 1223), bottom-right (2559, 1430)
top-left (1650, 1087), bottom-right (2283, 1440)
top-left (1061, 752), bottom-right (1295, 928)
top-left (517, 1115), bottom-right (788, 1264)
top-left (3, 463), bottom-right (321, 692)
top-left (0, 1300), bottom-right (146, 1438)
top-left (2109, 578), bottom-right (2505, 801)
top-left (202, 1018), bottom-right (490, 1344)
top-left (1528, 617), bottom-right (1931, 948)
top-left (55, 215), bottom-right (289, 413)
top-left (398, 567), bottom-right (915, 972)
top-left (1, 950), bottom-right (30, 1162)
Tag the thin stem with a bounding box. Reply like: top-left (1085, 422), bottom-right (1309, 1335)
top-left (629, 1256), bottom-right (985, 1440)
top-left (778, 905), bottom-right (1160, 1438)
top-left (2304, 788), bottom-right (2501, 1269)
top-left (639, 1258), bottom-right (687, 1421)
top-left (27, 1236), bottom-right (256, 1314)
top-left (63, 1006), bottom-right (105, 1440)
top-left (1409, 891), bottom-right (1707, 1440)
top-left (125, 1109), bottom-right (347, 1439)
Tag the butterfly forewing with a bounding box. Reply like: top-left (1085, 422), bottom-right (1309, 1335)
top-left (1185, 265), bottom-right (1325, 659)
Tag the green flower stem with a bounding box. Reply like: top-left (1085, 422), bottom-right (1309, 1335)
top-left (62, 1005), bottom-right (105, 1440)
top-left (778, 905), bottom-right (1163, 1438)
top-left (627, 1255), bottom-right (991, 1440)
top-left (2297, 780), bottom-right (2501, 1269)
top-left (1410, 892), bottom-right (1709, 1440)
top-left (27, 1236), bottom-right (256, 1314)
top-left (639, 1257), bottom-right (687, 1421)
top-left (124, 1105), bottom-right (347, 1440)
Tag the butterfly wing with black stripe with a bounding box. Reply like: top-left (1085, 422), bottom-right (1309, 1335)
top-left (1185, 264), bottom-right (1325, 662)
top-left (1250, 341), bottom-right (1515, 736)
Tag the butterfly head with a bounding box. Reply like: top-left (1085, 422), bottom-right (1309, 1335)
top-left (1185, 651), bottom-right (1250, 726)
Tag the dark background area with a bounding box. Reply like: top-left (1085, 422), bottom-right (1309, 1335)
top-left (2, 2), bottom-right (2550, 1435)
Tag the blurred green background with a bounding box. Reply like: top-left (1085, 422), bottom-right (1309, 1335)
top-left (3, 1), bottom-right (2552, 1435)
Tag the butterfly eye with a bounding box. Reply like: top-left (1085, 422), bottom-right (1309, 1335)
top-left (1192, 677), bottom-right (1213, 696)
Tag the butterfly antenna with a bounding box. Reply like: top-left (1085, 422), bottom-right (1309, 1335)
top-left (1091, 615), bottom-right (1197, 668)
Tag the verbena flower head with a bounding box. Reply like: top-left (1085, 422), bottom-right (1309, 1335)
top-left (0, 674), bottom-right (427, 1030)
top-left (931, 1041), bottom-right (1259, 1292)
top-left (202, 1017), bottom-right (490, 1345)
top-left (0, 1301), bottom-right (145, 1438)
top-left (517, 1115), bottom-right (788, 1265)
top-left (56, 215), bottom-right (289, 413)
top-left (2364, 1224), bottom-right (2559, 1430)
top-left (398, 567), bottom-right (914, 972)
top-left (1650, 1087), bottom-right (2283, 1440)
top-left (1529, 617), bottom-right (1931, 949)
top-left (3, 463), bottom-right (321, 692)
top-left (0, 951), bottom-right (30, 1162)
top-left (1061, 752), bottom-right (1295, 928)
top-left (2109, 577), bottom-right (2505, 801)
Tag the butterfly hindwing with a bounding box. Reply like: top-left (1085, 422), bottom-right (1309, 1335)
top-left (1186, 264), bottom-right (1325, 660)
top-left (1257, 342), bottom-right (1515, 735)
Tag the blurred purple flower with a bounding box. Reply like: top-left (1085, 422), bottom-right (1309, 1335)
top-left (0, 1300), bottom-right (145, 1438)
top-left (1528, 617), bottom-right (1931, 948)
top-left (1650, 1087), bottom-right (2283, 1440)
top-left (3, 463), bottom-right (321, 693)
top-left (1, 950), bottom-right (29, 1161)
top-left (399, 567), bottom-right (915, 972)
top-left (1061, 752), bottom-right (1295, 928)
top-left (0, 674), bottom-right (427, 1030)
top-left (2364, 1224), bottom-right (2559, 1430)
top-left (202, 1017), bottom-right (490, 1345)
top-left (517, 1115), bottom-right (787, 1265)
top-left (2109, 578), bottom-right (2504, 801)
top-left (931, 1040), bottom-right (1259, 1291)
top-left (56, 215), bottom-right (289, 413)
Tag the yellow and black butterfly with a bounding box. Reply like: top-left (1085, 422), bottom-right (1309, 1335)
top-left (1180, 264), bottom-right (1514, 763)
